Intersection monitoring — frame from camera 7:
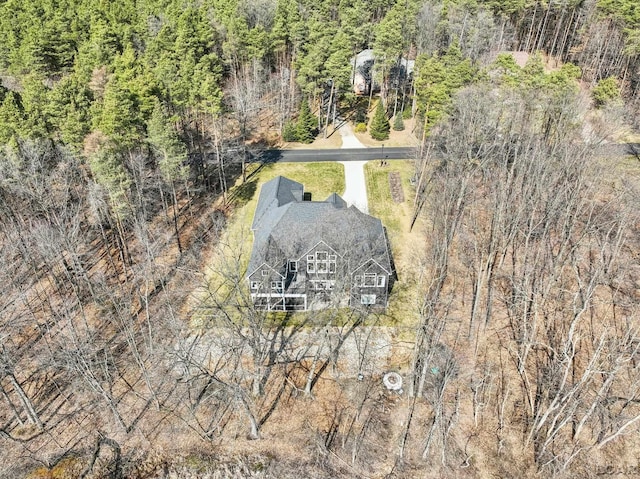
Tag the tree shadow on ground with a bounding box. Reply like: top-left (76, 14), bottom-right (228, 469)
top-left (227, 178), bottom-right (257, 208)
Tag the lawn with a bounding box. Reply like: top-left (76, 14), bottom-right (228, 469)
top-left (364, 160), bottom-right (426, 330)
top-left (193, 162), bottom-right (346, 327)
top-left (194, 159), bottom-right (423, 329)
top-left (227, 161), bottom-right (345, 230)
top-left (364, 160), bottom-right (416, 243)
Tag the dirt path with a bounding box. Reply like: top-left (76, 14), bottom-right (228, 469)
top-left (338, 123), bottom-right (369, 213)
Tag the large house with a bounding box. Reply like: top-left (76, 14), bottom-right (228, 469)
top-left (247, 176), bottom-right (394, 311)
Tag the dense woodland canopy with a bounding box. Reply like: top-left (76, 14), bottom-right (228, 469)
top-left (0, 0), bottom-right (638, 151)
top-left (0, 0), bottom-right (640, 478)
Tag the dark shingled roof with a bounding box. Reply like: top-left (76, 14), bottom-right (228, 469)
top-left (248, 176), bottom-right (392, 276)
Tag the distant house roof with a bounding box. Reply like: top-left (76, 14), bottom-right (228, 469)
top-left (248, 176), bottom-right (392, 276)
top-left (351, 49), bottom-right (415, 75)
top-left (353, 49), bottom-right (376, 70)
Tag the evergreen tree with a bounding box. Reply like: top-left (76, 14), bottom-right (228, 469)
top-left (47, 74), bottom-right (92, 148)
top-left (370, 100), bottom-right (390, 141)
top-left (20, 74), bottom-right (51, 139)
top-left (147, 100), bottom-right (187, 183)
top-left (592, 77), bottom-right (621, 107)
top-left (414, 43), bottom-right (476, 132)
top-left (282, 120), bottom-right (298, 142)
top-left (296, 100), bottom-right (316, 143)
top-left (88, 148), bottom-right (132, 221)
top-left (0, 91), bottom-right (24, 144)
top-left (393, 113), bottom-right (405, 131)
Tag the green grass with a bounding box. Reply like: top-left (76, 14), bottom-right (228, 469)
top-left (365, 160), bottom-right (425, 327)
top-left (194, 160), bottom-right (422, 328)
top-left (246, 162), bottom-right (345, 199)
top-left (194, 162), bottom-right (347, 327)
top-left (227, 162), bottom-right (345, 232)
top-left (365, 160), bottom-right (415, 236)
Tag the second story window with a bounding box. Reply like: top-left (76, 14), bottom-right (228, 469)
top-left (364, 273), bottom-right (376, 286)
top-left (309, 250), bottom-right (336, 275)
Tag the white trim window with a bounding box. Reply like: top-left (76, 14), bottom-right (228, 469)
top-left (377, 275), bottom-right (386, 288)
top-left (289, 261), bottom-right (298, 272)
top-left (354, 275), bottom-right (362, 286)
top-left (309, 250), bottom-right (336, 275)
top-left (361, 294), bottom-right (376, 305)
top-left (250, 281), bottom-right (261, 290)
top-left (311, 280), bottom-right (336, 290)
top-left (262, 270), bottom-right (268, 276)
top-left (364, 273), bottom-right (376, 286)
top-left (271, 281), bottom-right (283, 289)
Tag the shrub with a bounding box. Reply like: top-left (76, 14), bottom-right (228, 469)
top-left (355, 107), bottom-right (367, 124)
top-left (355, 122), bottom-right (367, 133)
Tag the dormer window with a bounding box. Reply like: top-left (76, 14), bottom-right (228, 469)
top-left (289, 261), bottom-right (298, 272)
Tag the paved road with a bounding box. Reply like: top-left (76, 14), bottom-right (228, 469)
top-left (258, 147), bottom-right (415, 163)
top-left (251, 143), bottom-right (639, 164)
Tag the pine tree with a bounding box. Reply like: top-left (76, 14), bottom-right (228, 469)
top-left (0, 91), bottom-right (25, 144)
top-left (393, 114), bottom-right (405, 131)
top-left (296, 99), bottom-right (316, 143)
top-left (282, 120), bottom-right (298, 142)
top-left (370, 100), bottom-right (390, 141)
top-left (147, 100), bottom-right (187, 183)
top-left (592, 77), bottom-right (621, 107)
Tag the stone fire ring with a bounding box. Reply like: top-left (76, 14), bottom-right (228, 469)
top-left (383, 372), bottom-right (403, 391)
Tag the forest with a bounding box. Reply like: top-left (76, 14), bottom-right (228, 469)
top-left (0, 0), bottom-right (639, 477)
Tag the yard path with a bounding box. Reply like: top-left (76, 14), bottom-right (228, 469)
top-left (338, 122), bottom-right (369, 214)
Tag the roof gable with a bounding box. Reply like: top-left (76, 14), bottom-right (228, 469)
top-left (248, 176), bottom-right (392, 276)
top-left (252, 176), bottom-right (304, 231)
